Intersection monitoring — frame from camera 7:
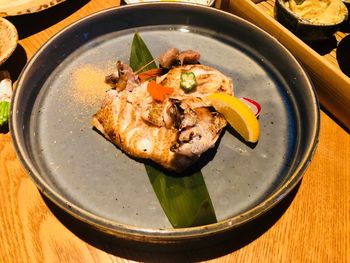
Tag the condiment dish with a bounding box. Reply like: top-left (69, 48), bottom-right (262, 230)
top-left (0, 17), bottom-right (18, 65)
top-left (275, 0), bottom-right (348, 41)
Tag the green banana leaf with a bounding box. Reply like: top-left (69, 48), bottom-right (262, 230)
top-left (146, 165), bottom-right (217, 228)
top-left (129, 32), bottom-right (217, 228)
top-left (130, 33), bottom-right (158, 73)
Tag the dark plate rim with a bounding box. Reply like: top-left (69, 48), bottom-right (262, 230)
top-left (10, 3), bottom-right (320, 243)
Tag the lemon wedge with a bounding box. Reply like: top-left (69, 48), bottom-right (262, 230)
top-left (207, 93), bottom-right (260, 143)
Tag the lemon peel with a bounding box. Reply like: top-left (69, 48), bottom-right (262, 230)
top-left (207, 93), bottom-right (260, 143)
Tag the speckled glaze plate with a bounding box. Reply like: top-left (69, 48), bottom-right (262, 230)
top-left (11, 3), bottom-right (319, 244)
top-left (0, 0), bottom-right (66, 16)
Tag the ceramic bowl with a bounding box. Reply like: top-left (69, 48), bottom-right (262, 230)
top-left (0, 0), bottom-right (66, 16)
top-left (275, 0), bottom-right (348, 41)
top-left (343, 0), bottom-right (350, 17)
top-left (0, 17), bottom-right (18, 65)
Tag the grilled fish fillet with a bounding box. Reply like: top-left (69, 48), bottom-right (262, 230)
top-left (92, 64), bottom-right (234, 172)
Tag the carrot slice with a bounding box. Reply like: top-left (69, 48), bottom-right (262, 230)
top-left (138, 68), bottom-right (163, 82)
top-left (147, 80), bottom-right (173, 102)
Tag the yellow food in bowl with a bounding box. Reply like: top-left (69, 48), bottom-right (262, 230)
top-left (284, 0), bottom-right (348, 24)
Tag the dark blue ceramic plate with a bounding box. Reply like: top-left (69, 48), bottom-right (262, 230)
top-left (11, 3), bottom-right (319, 243)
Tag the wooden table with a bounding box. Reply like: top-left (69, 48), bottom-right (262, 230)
top-left (0, 1), bottom-right (349, 262)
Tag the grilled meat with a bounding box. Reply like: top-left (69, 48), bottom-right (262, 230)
top-left (92, 63), bottom-right (233, 172)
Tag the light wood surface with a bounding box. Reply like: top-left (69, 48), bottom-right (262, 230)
top-left (0, 0), bottom-right (349, 262)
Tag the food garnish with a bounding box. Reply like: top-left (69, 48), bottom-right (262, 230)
top-left (180, 71), bottom-right (197, 92)
top-left (138, 68), bottom-right (163, 82)
top-left (0, 71), bottom-right (12, 127)
top-left (207, 93), bottom-right (260, 143)
top-left (0, 101), bottom-right (10, 126)
top-left (147, 80), bottom-right (174, 102)
top-left (240, 97), bottom-right (262, 117)
top-left (130, 33), bottom-right (157, 73)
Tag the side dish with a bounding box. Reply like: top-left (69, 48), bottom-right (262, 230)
top-left (0, 17), bottom-right (17, 65)
top-left (284, 0), bottom-right (347, 24)
top-left (275, 0), bottom-right (348, 40)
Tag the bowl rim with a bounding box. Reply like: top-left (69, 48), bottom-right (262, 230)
top-left (276, 0), bottom-right (349, 26)
top-left (0, 17), bottom-right (18, 65)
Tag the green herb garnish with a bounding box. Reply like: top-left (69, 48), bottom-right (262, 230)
top-left (180, 72), bottom-right (197, 92)
top-left (130, 33), bottom-right (157, 74)
top-left (0, 101), bottom-right (10, 126)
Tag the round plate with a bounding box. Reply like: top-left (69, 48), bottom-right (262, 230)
top-left (11, 3), bottom-right (319, 244)
top-left (0, 0), bottom-right (66, 16)
top-left (0, 17), bottom-right (18, 65)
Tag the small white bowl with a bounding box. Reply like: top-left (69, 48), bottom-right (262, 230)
top-left (0, 17), bottom-right (18, 65)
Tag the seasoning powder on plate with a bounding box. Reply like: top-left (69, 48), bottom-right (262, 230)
top-left (70, 64), bottom-right (111, 105)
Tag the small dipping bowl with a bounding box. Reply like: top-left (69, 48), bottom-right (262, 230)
top-left (275, 0), bottom-right (348, 41)
top-left (0, 17), bottom-right (18, 65)
top-left (343, 0), bottom-right (350, 18)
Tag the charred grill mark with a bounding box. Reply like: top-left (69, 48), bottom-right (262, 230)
top-left (218, 85), bottom-right (225, 92)
top-left (218, 79), bottom-right (228, 92)
top-left (207, 106), bottom-right (217, 112)
top-left (170, 128), bottom-right (181, 152)
top-left (170, 143), bottom-right (178, 152)
top-left (115, 96), bottom-right (126, 133)
top-left (179, 129), bottom-right (196, 143)
top-left (196, 74), bottom-right (215, 89)
top-left (197, 74), bottom-right (211, 81)
top-left (170, 127), bottom-right (199, 153)
top-left (169, 99), bottom-right (184, 130)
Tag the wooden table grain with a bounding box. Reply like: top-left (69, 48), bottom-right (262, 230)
top-left (0, 1), bottom-right (349, 262)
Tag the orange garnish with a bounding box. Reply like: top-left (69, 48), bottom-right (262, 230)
top-left (147, 80), bottom-right (173, 102)
top-left (138, 68), bottom-right (163, 82)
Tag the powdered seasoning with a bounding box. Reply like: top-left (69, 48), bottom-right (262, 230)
top-left (70, 63), bottom-right (111, 106)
